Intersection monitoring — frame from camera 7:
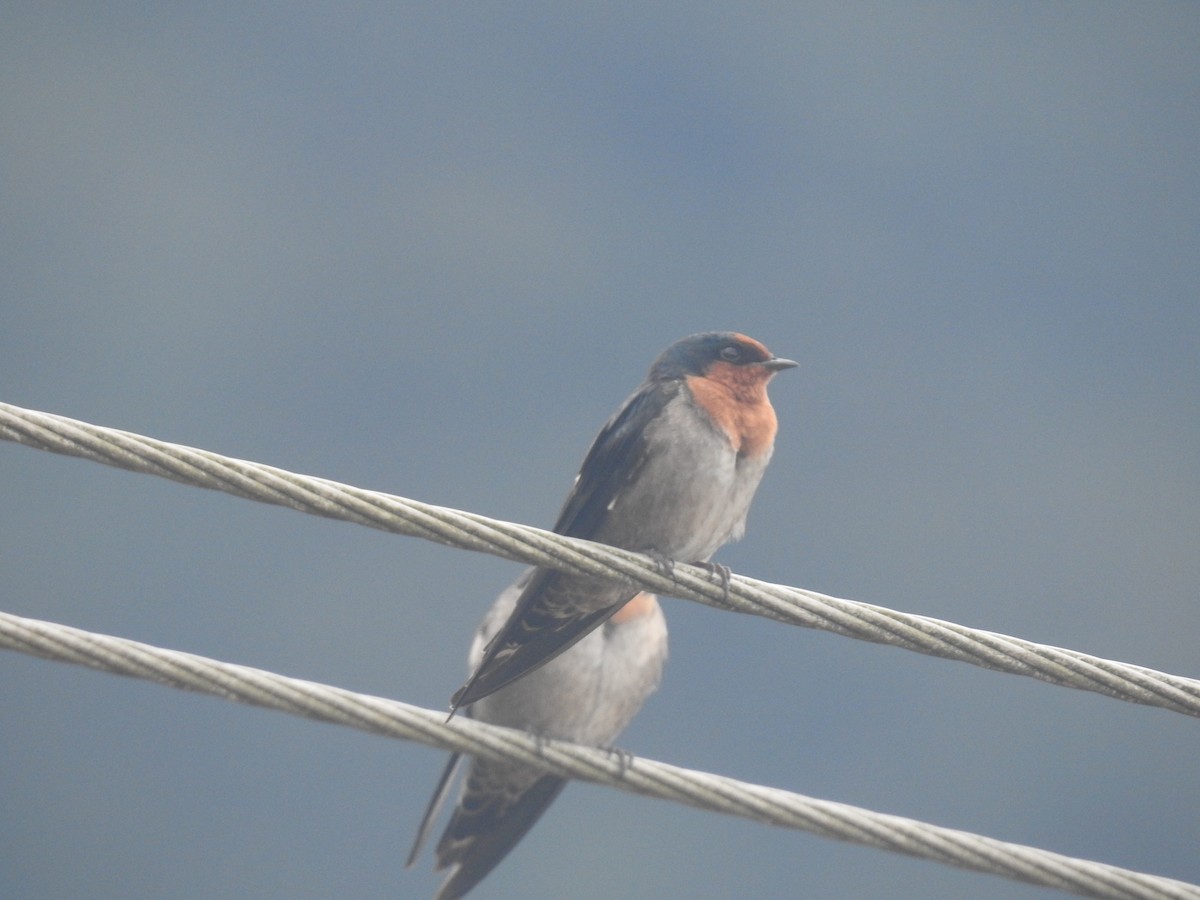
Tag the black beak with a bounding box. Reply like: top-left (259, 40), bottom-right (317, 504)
top-left (762, 356), bottom-right (798, 372)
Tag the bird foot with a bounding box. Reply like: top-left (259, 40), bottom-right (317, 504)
top-left (602, 745), bottom-right (635, 777)
top-left (647, 550), bottom-right (676, 579)
top-left (695, 560), bottom-right (732, 601)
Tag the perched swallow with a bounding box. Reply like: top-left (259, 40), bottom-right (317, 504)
top-left (407, 572), bottom-right (668, 899)
top-left (449, 331), bottom-right (795, 713)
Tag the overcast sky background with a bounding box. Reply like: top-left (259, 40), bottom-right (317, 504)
top-left (2, 5), bottom-right (1198, 899)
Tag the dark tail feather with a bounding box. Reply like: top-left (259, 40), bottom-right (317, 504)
top-left (433, 775), bottom-right (568, 900)
top-left (406, 753), bottom-right (463, 868)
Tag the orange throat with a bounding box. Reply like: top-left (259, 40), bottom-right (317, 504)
top-left (686, 363), bottom-right (778, 457)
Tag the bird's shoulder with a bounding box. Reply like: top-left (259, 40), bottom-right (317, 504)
top-left (552, 378), bottom-right (684, 538)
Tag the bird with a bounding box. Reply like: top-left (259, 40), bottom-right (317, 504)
top-left (448, 331), bottom-right (796, 713)
top-left (406, 332), bottom-right (794, 897)
top-left (406, 573), bottom-right (668, 900)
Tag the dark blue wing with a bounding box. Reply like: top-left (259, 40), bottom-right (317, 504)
top-left (450, 568), bottom-right (620, 709)
top-left (552, 379), bottom-right (678, 538)
top-left (450, 380), bottom-right (679, 711)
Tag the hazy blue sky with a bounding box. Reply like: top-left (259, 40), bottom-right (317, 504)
top-left (3, 5), bottom-right (1198, 898)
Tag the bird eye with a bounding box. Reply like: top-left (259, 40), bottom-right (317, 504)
top-left (720, 344), bottom-right (741, 361)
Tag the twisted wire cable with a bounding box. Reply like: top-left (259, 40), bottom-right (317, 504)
top-left (1, 610), bottom-right (1196, 900)
top-left (3, 401), bottom-right (1197, 718)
